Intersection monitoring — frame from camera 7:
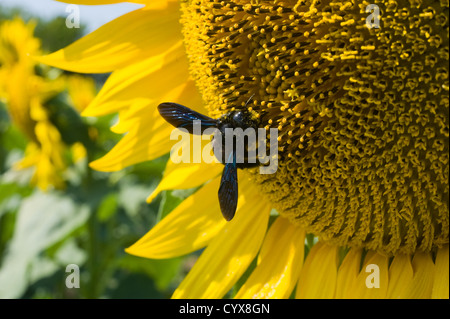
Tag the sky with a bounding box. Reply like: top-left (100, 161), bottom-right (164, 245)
top-left (1, 0), bottom-right (143, 32)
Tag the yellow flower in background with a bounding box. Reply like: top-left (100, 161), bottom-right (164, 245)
top-left (66, 74), bottom-right (97, 113)
top-left (39, 0), bottom-right (448, 298)
top-left (0, 17), bottom-right (67, 190)
top-left (0, 17), bottom-right (92, 190)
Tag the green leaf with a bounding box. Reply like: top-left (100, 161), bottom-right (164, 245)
top-left (0, 191), bottom-right (90, 298)
top-left (0, 183), bottom-right (30, 219)
top-left (1, 124), bottom-right (27, 152)
top-left (0, 182), bottom-right (33, 205)
top-left (118, 176), bottom-right (155, 218)
top-left (97, 193), bottom-right (118, 222)
top-left (118, 254), bottom-right (182, 292)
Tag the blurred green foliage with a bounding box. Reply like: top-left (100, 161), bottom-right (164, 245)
top-left (0, 4), bottom-right (85, 52)
top-left (0, 5), bottom-right (193, 299)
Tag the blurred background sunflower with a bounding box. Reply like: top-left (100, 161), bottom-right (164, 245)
top-left (1, 0), bottom-right (448, 299)
top-left (0, 1), bottom-right (185, 299)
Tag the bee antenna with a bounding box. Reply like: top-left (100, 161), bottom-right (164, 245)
top-left (244, 93), bottom-right (255, 107)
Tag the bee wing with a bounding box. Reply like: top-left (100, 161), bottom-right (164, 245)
top-left (218, 152), bottom-right (238, 221)
top-left (158, 102), bottom-right (217, 134)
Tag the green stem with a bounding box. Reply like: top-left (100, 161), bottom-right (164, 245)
top-left (84, 153), bottom-right (100, 299)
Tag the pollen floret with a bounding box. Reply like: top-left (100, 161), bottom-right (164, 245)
top-left (180, 0), bottom-right (449, 255)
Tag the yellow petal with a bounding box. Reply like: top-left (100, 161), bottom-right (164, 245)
top-left (82, 42), bottom-right (189, 117)
top-left (386, 254), bottom-right (413, 298)
top-left (89, 78), bottom-right (204, 172)
top-left (335, 248), bottom-right (363, 298)
top-left (88, 102), bottom-right (175, 171)
top-left (172, 179), bottom-right (271, 299)
top-left (71, 142), bottom-right (87, 163)
top-left (125, 176), bottom-right (226, 259)
top-left (401, 252), bottom-right (435, 298)
top-left (432, 245), bottom-right (449, 299)
top-left (296, 242), bottom-right (339, 299)
top-left (36, 2), bottom-right (181, 73)
top-left (352, 251), bottom-right (389, 298)
top-left (109, 80), bottom-right (202, 134)
top-left (66, 75), bottom-right (96, 112)
top-left (90, 113), bottom-right (214, 173)
top-left (147, 159), bottom-right (223, 203)
top-left (235, 217), bottom-right (305, 299)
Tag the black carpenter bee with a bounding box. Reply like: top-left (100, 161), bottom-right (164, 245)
top-left (157, 99), bottom-right (260, 221)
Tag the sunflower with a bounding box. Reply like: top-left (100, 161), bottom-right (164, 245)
top-left (39, 0), bottom-right (449, 298)
top-left (0, 17), bottom-right (70, 190)
top-left (0, 17), bottom-right (93, 190)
